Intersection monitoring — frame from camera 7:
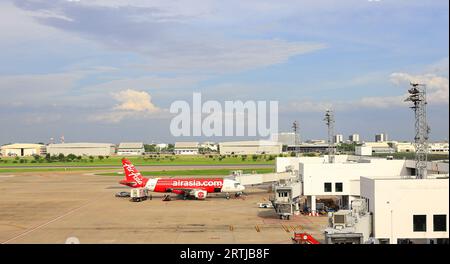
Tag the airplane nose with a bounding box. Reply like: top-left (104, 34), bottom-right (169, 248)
top-left (240, 185), bottom-right (245, 191)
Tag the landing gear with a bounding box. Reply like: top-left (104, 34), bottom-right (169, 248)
top-left (226, 193), bottom-right (230, 200)
top-left (235, 192), bottom-right (242, 197)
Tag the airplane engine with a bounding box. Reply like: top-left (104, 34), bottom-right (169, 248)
top-left (193, 190), bottom-right (207, 200)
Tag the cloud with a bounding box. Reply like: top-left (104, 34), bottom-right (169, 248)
top-left (283, 57), bottom-right (449, 114)
top-left (89, 89), bottom-right (168, 123)
top-left (283, 95), bottom-right (407, 113)
top-left (390, 72), bottom-right (449, 104)
top-left (11, 0), bottom-right (326, 74)
top-left (113, 89), bottom-right (160, 112)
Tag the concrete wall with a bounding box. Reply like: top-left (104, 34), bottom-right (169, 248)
top-left (405, 160), bottom-right (449, 174)
top-left (361, 177), bottom-right (449, 243)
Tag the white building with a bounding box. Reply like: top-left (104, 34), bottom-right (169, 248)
top-left (349, 134), bottom-right (360, 143)
top-left (117, 142), bottom-right (144, 156)
top-left (174, 142), bottom-right (199, 155)
top-left (0, 143), bottom-right (46, 157)
top-left (429, 142), bottom-right (449, 153)
top-left (392, 142), bottom-right (416, 153)
top-left (219, 140), bottom-right (282, 155)
top-left (362, 142), bottom-right (394, 153)
top-left (334, 134), bottom-right (344, 144)
top-left (155, 143), bottom-right (168, 150)
top-left (199, 142), bottom-right (218, 152)
top-left (47, 143), bottom-right (115, 156)
top-left (355, 146), bottom-right (372, 156)
top-left (361, 176), bottom-right (449, 244)
top-left (375, 133), bottom-right (388, 142)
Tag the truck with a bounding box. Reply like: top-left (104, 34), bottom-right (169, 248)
top-left (130, 188), bottom-right (148, 202)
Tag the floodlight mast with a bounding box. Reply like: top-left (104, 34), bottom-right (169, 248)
top-left (324, 110), bottom-right (335, 163)
top-left (292, 121), bottom-right (300, 153)
top-left (404, 83), bottom-right (429, 179)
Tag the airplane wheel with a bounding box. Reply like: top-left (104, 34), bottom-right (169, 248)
top-left (226, 196), bottom-right (230, 200)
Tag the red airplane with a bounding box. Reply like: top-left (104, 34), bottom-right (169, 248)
top-left (119, 158), bottom-right (245, 200)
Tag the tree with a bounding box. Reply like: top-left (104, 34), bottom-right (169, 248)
top-left (67, 154), bottom-right (77, 161)
top-left (144, 144), bottom-right (157, 152)
top-left (58, 153), bottom-right (65, 162)
top-left (98, 155), bottom-right (104, 160)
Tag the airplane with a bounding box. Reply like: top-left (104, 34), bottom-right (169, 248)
top-left (119, 158), bottom-right (245, 200)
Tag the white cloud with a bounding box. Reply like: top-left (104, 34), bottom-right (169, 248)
top-left (89, 89), bottom-right (169, 123)
top-left (113, 89), bottom-right (160, 112)
top-left (390, 72), bottom-right (449, 104)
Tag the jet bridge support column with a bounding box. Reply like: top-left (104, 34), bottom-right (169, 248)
top-left (307, 195), bottom-right (317, 213)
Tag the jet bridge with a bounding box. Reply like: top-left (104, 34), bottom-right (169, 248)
top-left (270, 178), bottom-right (302, 220)
top-left (229, 170), bottom-right (295, 185)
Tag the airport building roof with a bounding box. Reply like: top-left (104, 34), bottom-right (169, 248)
top-left (118, 142), bottom-right (144, 149)
top-left (174, 142), bottom-right (199, 149)
top-left (1, 143), bottom-right (45, 149)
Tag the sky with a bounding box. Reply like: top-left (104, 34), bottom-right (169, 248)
top-left (0, 0), bottom-right (448, 144)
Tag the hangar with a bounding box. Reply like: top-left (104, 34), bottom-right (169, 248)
top-left (46, 143), bottom-right (115, 156)
top-left (117, 142), bottom-right (144, 156)
top-left (219, 140), bottom-right (282, 155)
top-left (0, 143), bottom-right (46, 157)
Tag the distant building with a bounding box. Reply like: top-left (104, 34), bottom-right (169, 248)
top-left (0, 143), bottom-right (46, 157)
top-left (199, 142), bottom-right (218, 152)
top-left (271, 132), bottom-right (300, 146)
top-left (306, 139), bottom-right (326, 144)
top-left (375, 133), bottom-right (388, 142)
top-left (155, 143), bottom-right (168, 150)
top-left (355, 146), bottom-right (372, 156)
top-left (362, 142), bottom-right (394, 154)
top-left (174, 142), bottom-right (199, 155)
top-left (428, 142), bottom-right (449, 153)
top-left (334, 134), bottom-right (344, 144)
top-left (219, 140), bottom-right (282, 155)
top-left (47, 143), bottom-right (115, 156)
top-left (349, 134), bottom-right (360, 143)
top-left (391, 142), bottom-right (416, 153)
top-left (117, 142), bottom-right (144, 156)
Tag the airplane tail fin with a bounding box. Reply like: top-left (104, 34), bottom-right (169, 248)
top-left (120, 158), bottom-right (148, 188)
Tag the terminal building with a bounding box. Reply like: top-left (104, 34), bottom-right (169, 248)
top-left (361, 176), bottom-right (448, 244)
top-left (117, 142), bottom-right (145, 156)
top-left (0, 143), bottom-right (46, 157)
top-left (47, 143), bottom-right (116, 156)
top-left (275, 155), bottom-right (449, 244)
top-left (219, 140), bottom-right (282, 155)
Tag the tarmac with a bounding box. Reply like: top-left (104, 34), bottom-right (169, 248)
top-left (0, 171), bottom-right (328, 244)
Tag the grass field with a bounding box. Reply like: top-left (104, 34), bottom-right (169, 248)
top-left (97, 168), bottom-right (275, 177)
top-left (0, 168), bottom-right (111, 173)
top-left (0, 154), bottom-right (277, 167)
